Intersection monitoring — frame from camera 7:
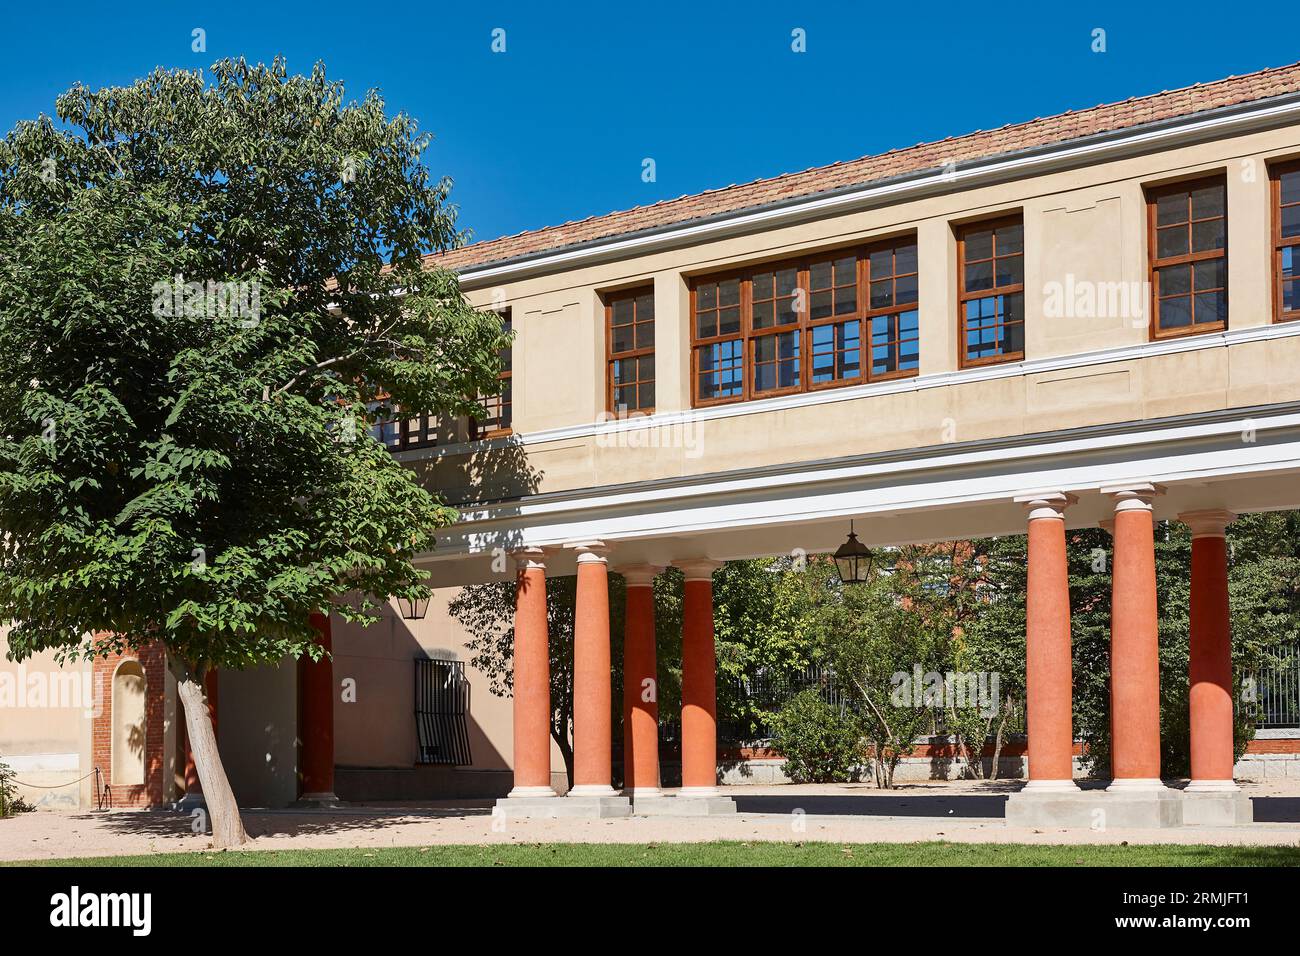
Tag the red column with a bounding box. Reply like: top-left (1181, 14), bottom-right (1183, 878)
top-left (1181, 509), bottom-right (1239, 791)
top-left (676, 559), bottom-right (721, 794)
top-left (1017, 493), bottom-right (1078, 791)
top-left (300, 612), bottom-right (338, 801)
top-left (509, 548), bottom-right (555, 797)
top-left (569, 542), bottom-right (615, 796)
top-left (182, 669), bottom-right (219, 799)
top-left (619, 565), bottom-right (663, 797)
top-left (1104, 483), bottom-right (1166, 791)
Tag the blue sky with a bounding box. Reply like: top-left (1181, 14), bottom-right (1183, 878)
top-left (1, 2), bottom-right (1294, 247)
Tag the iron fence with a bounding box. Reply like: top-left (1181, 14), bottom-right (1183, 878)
top-left (1255, 643), bottom-right (1300, 729)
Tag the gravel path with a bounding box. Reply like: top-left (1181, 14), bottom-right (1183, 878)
top-left (4, 779), bottom-right (1298, 862)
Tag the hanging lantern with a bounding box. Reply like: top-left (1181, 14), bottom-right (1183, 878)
top-left (397, 593), bottom-right (430, 620)
top-left (833, 521), bottom-right (873, 585)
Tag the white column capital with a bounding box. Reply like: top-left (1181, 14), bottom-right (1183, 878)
top-left (565, 540), bottom-right (610, 564)
top-left (510, 546), bottom-right (548, 571)
top-left (1178, 509), bottom-right (1237, 539)
top-left (1101, 481), bottom-right (1166, 513)
top-left (615, 564), bottom-right (664, 587)
top-left (673, 558), bottom-right (723, 582)
top-left (1014, 491), bottom-right (1078, 521)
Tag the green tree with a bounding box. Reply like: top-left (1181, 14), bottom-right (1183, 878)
top-left (0, 60), bottom-right (509, 846)
top-left (770, 688), bottom-right (864, 783)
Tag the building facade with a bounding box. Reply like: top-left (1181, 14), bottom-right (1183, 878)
top-left (5, 64), bottom-right (1300, 815)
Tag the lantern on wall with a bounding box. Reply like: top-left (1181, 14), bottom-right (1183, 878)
top-left (397, 593), bottom-right (431, 620)
top-left (833, 521), bottom-right (873, 585)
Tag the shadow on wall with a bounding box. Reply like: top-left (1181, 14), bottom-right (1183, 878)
top-left (218, 660), bottom-right (298, 808)
top-left (330, 597), bottom-right (511, 801)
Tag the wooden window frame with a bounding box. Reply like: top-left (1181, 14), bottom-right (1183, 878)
top-left (1272, 160), bottom-right (1300, 324)
top-left (605, 286), bottom-right (656, 415)
top-left (1146, 176), bottom-right (1228, 341)
top-left (956, 215), bottom-right (1025, 370)
top-left (688, 237), bottom-right (919, 408)
top-left (471, 309), bottom-right (513, 440)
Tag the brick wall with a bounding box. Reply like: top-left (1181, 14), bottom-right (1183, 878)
top-left (91, 643), bottom-right (167, 808)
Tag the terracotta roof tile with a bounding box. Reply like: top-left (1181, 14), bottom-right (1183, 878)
top-left (429, 62), bottom-right (1300, 274)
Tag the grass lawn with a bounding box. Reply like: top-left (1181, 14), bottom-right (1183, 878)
top-left (14, 841), bottom-right (1300, 867)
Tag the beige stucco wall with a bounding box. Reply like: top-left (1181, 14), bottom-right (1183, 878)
top-left (0, 629), bottom-right (95, 809)
top-left (419, 123), bottom-right (1300, 504)
top-left (332, 595), bottom-right (564, 786)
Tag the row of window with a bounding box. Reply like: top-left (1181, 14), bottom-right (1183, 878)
top-left (601, 161), bottom-right (1299, 413)
top-left (381, 160), bottom-right (1300, 441)
top-left (373, 311), bottom-right (513, 450)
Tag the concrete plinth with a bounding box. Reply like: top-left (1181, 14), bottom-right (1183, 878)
top-left (494, 794), bottom-right (631, 819)
top-left (1181, 790), bottom-right (1254, 826)
top-left (292, 793), bottom-right (346, 810)
top-left (632, 795), bottom-right (737, 816)
top-left (1005, 787), bottom-right (1185, 828)
top-left (1005, 785), bottom-right (1255, 828)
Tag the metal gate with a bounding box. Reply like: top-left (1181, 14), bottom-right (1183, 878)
top-left (415, 658), bottom-right (473, 765)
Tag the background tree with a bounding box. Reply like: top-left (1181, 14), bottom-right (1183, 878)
top-left (0, 59), bottom-right (509, 846)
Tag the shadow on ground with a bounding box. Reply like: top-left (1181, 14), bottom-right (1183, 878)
top-left (88, 801), bottom-right (496, 841)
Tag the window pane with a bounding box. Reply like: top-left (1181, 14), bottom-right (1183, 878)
top-left (752, 272), bottom-right (774, 299)
top-left (1283, 278), bottom-right (1299, 314)
top-left (1159, 263), bottom-right (1192, 296)
top-left (870, 247), bottom-right (894, 277)
top-left (809, 261), bottom-right (832, 290)
top-left (1156, 192), bottom-right (1188, 226)
top-left (834, 286), bottom-right (856, 315)
top-left (894, 272), bottom-right (918, 305)
top-left (1283, 246), bottom-right (1297, 280)
top-left (635, 293), bottom-right (655, 321)
top-left (752, 300), bottom-right (774, 328)
top-left (894, 242), bottom-right (918, 275)
top-left (833, 256), bottom-right (855, 286)
top-left (964, 230), bottom-right (993, 261)
top-left (996, 223), bottom-right (1024, 254)
top-left (810, 290), bottom-right (833, 321)
top-left (871, 278), bottom-right (893, 309)
top-left (612, 298), bottom-right (633, 325)
top-left (696, 340), bottom-right (743, 400)
top-left (1194, 259), bottom-right (1225, 292)
top-left (1159, 295), bottom-right (1192, 329)
top-left (995, 255), bottom-right (1023, 287)
top-left (697, 283), bottom-right (717, 310)
top-left (1282, 204), bottom-right (1300, 240)
top-left (719, 279), bottom-right (741, 307)
top-left (1191, 184), bottom-right (1225, 219)
top-left (1192, 218), bottom-right (1225, 253)
top-left (897, 310), bottom-right (920, 370)
top-left (611, 323), bottom-right (634, 353)
top-left (1194, 291), bottom-right (1226, 326)
top-left (1157, 226), bottom-right (1188, 258)
top-left (1282, 170), bottom-right (1300, 206)
top-left (696, 312), bottom-right (717, 339)
top-left (639, 382), bottom-right (655, 409)
top-left (965, 259), bottom-right (993, 292)
top-left (719, 306), bottom-right (741, 335)
top-left (635, 319), bottom-right (654, 349)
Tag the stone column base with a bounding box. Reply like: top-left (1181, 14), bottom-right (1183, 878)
top-left (632, 794), bottom-right (737, 817)
top-left (495, 794), bottom-right (631, 819)
top-left (293, 792), bottom-right (346, 809)
top-left (1005, 786), bottom-right (1253, 828)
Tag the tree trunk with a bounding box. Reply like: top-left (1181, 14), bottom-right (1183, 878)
top-left (177, 674), bottom-right (247, 848)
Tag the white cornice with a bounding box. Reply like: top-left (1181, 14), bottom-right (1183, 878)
top-left (397, 318), bottom-right (1300, 463)
top-left (455, 92), bottom-right (1300, 287)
